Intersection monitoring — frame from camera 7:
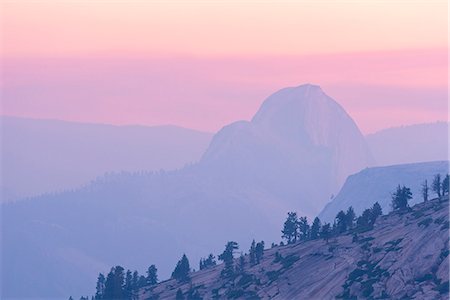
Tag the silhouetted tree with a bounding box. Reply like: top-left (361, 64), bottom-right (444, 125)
top-left (172, 254), bottom-right (190, 282)
top-left (321, 223), bottom-right (331, 243)
top-left (238, 254), bottom-right (246, 272)
top-left (443, 174), bottom-right (449, 196)
top-left (255, 241), bottom-right (265, 264)
top-left (249, 239), bottom-right (256, 265)
top-left (335, 210), bottom-right (347, 233)
top-left (95, 273), bottom-right (106, 299)
top-left (131, 271), bottom-right (139, 293)
top-left (432, 174), bottom-right (442, 198)
top-left (123, 270), bottom-right (133, 299)
top-left (310, 217), bottom-right (321, 240)
top-left (370, 202), bottom-right (383, 224)
top-left (298, 216), bottom-right (310, 240)
top-left (356, 209), bottom-right (372, 228)
top-left (218, 241), bottom-right (238, 277)
top-left (391, 185), bottom-right (412, 211)
top-left (345, 207), bottom-right (356, 229)
top-left (104, 266), bottom-right (125, 299)
top-left (422, 180), bottom-right (429, 202)
top-left (282, 212), bottom-right (298, 244)
top-left (199, 254), bottom-right (216, 270)
top-left (146, 265), bottom-right (158, 285)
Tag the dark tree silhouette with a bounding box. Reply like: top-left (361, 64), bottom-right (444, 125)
top-left (422, 180), bottom-right (429, 202)
top-left (199, 254), bottom-right (216, 270)
top-left (443, 174), bottom-right (449, 196)
top-left (95, 273), bottom-right (106, 300)
top-left (432, 174), bottom-right (442, 198)
top-left (335, 210), bottom-right (347, 233)
top-left (104, 266), bottom-right (125, 300)
top-left (255, 241), bottom-right (265, 264)
top-left (146, 265), bottom-right (158, 285)
top-left (281, 212), bottom-right (298, 244)
top-left (172, 254), bottom-right (191, 282)
top-left (249, 239), bottom-right (256, 265)
top-left (345, 207), bottom-right (356, 229)
top-left (391, 185), bottom-right (412, 211)
top-left (310, 217), bottom-right (321, 240)
top-left (370, 202), bottom-right (383, 224)
top-left (218, 241), bottom-right (239, 277)
top-left (298, 216), bottom-right (309, 241)
top-left (321, 223), bottom-right (331, 243)
top-left (356, 208), bottom-right (373, 229)
top-left (123, 270), bottom-right (133, 299)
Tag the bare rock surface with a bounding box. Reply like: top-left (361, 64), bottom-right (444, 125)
top-left (140, 197), bottom-right (449, 299)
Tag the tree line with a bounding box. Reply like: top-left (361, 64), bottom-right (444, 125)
top-left (82, 173), bottom-right (448, 300)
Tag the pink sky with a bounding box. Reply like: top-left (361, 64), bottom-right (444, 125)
top-left (0, 0), bottom-right (448, 134)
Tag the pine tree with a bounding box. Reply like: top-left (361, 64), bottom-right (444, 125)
top-left (321, 223), bottom-right (331, 243)
top-left (123, 270), bottom-right (133, 299)
top-left (442, 174), bottom-right (449, 196)
top-left (310, 217), bottom-right (321, 240)
top-left (104, 266), bottom-right (125, 300)
top-left (356, 209), bottom-right (372, 228)
top-left (255, 241), bottom-right (265, 264)
top-left (249, 239), bottom-right (256, 265)
top-left (146, 265), bottom-right (158, 285)
top-left (432, 174), bottom-right (442, 198)
top-left (281, 212), bottom-right (298, 244)
top-left (345, 207), bottom-right (356, 229)
top-left (238, 254), bottom-right (246, 272)
top-left (199, 254), bottom-right (216, 270)
top-left (371, 202), bottom-right (383, 220)
top-left (218, 241), bottom-right (238, 277)
top-left (172, 254), bottom-right (191, 282)
top-left (335, 210), bottom-right (347, 233)
top-left (391, 185), bottom-right (412, 211)
top-left (298, 216), bottom-right (310, 240)
top-left (422, 180), bottom-right (429, 202)
top-left (95, 273), bottom-right (106, 300)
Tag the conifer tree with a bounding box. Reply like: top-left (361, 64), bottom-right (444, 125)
top-left (249, 240), bottom-right (256, 265)
top-left (345, 207), bottom-right (356, 229)
top-left (95, 273), bottom-right (106, 300)
top-left (310, 217), bottom-right (321, 240)
top-left (422, 180), bottom-right (429, 202)
top-left (321, 223), bottom-right (331, 243)
top-left (104, 266), bottom-right (125, 300)
top-left (391, 185), bottom-right (412, 211)
top-left (335, 210), bottom-right (347, 233)
top-left (218, 241), bottom-right (239, 277)
top-left (298, 216), bottom-right (309, 240)
top-left (172, 254), bottom-right (191, 282)
top-left (281, 212), bottom-right (298, 244)
top-left (442, 174), bottom-right (449, 196)
top-left (146, 265), bottom-right (158, 285)
top-left (371, 202), bottom-right (382, 220)
top-left (255, 241), bottom-right (265, 264)
top-left (432, 174), bottom-right (442, 198)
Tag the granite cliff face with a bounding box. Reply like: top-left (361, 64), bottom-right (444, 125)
top-left (140, 197), bottom-right (449, 299)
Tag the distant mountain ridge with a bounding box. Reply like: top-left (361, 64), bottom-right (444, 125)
top-left (366, 122), bottom-right (449, 166)
top-left (318, 160), bottom-right (450, 222)
top-left (0, 116), bottom-right (213, 202)
top-left (1, 84), bottom-right (374, 298)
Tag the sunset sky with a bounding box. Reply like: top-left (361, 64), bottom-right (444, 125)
top-left (1, 0), bottom-right (448, 134)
